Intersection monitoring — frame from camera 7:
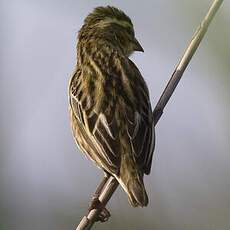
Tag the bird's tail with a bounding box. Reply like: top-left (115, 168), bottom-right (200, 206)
top-left (117, 171), bottom-right (148, 207)
top-left (127, 176), bottom-right (148, 207)
top-left (117, 144), bottom-right (148, 207)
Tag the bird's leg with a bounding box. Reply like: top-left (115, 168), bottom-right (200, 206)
top-left (88, 173), bottom-right (111, 222)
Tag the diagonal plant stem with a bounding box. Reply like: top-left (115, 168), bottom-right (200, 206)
top-left (153, 0), bottom-right (224, 124)
top-left (76, 0), bottom-right (223, 229)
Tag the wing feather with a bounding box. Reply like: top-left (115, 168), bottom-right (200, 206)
top-left (124, 59), bottom-right (155, 174)
top-left (69, 69), bottom-right (121, 174)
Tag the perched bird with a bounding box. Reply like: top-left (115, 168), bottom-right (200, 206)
top-left (69, 6), bottom-right (155, 208)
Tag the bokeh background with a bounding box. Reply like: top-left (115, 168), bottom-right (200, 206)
top-left (1, 0), bottom-right (229, 229)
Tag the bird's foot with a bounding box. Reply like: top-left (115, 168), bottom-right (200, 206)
top-left (88, 197), bottom-right (111, 222)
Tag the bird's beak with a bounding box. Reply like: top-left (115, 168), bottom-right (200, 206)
top-left (133, 38), bottom-right (144, 52)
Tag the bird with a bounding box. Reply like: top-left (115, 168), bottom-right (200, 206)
top-left (69, 6), bottom-right (155, 212)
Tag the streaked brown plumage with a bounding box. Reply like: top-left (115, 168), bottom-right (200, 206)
top-left (69, 6), bottom-right (155, 207)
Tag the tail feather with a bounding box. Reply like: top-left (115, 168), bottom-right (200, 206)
top-left (127, 178), bottom-right (148, 207)
top-left (118, 146), bottom-right (149, 207)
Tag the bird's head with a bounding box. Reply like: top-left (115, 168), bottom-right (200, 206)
top-left (78, 6), bottom-right (144, 57)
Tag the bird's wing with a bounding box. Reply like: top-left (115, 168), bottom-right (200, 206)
top-left (69, 68), bottom-right (121, 174)
top-left (124, 59), bottom-right (155, 174)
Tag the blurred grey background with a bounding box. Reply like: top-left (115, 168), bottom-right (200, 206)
top-left (1, 0), bottom-right (230, 229)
